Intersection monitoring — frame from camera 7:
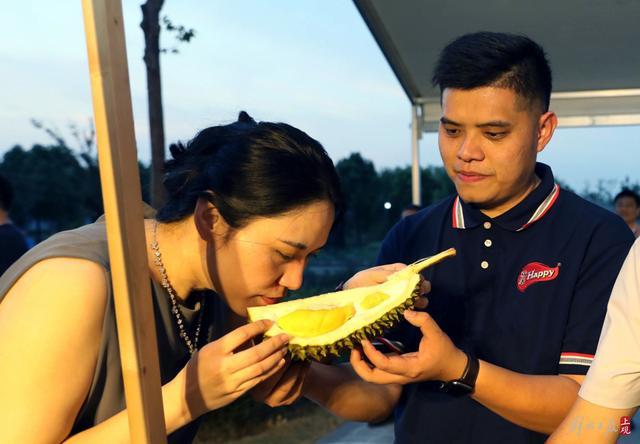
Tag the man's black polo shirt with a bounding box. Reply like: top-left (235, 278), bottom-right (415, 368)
top-left (377, 163), bottom-right (634, 443)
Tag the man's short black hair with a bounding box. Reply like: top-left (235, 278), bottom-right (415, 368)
top-left (432, 32), bottom-right (552, 112)
top-left (614, 188), bottom-right (640, 207)
top-left (0, 175), bottom-right (13, 211)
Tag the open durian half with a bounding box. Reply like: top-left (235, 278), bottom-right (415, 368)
top-left (247, 248), bottom-right (456, 361)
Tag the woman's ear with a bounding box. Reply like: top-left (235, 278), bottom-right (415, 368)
top-left (194, 197), bottom-right (224, 241)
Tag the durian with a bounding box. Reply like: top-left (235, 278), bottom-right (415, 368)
top-left (247, 248), bottom-right (456, 361)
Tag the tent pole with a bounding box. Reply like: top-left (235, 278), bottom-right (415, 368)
top-left (81, 1), bottom-right (167, 442)
top-left (411, 103), bottom-right (422, 205)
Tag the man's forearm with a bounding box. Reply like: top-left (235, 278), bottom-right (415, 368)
top-left (471, 360), bottom-right (581, 435)
top-left (304, 362), bottom-right (401, 423)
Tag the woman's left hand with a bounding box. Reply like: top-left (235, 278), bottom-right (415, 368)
top-left (251, 357), bottom-right (311, 407)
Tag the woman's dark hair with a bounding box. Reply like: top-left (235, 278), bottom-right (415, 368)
top-left (432, 32), bottom-right (552, 112)
top-left (156, 112), bottom-right (344, 228)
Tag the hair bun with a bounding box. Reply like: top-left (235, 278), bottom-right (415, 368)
top-left (169, 141), bottom-right (187, 160)
top-left (238, 111), bottom-right (256, 125)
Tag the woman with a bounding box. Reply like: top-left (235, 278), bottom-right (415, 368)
top-left (0, 112), bottom-right (343, 442)
top-left (548, 238), bottom-right (640, 443)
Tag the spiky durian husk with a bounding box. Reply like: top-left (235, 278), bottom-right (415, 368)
top-left (275, 284), bottom-right (421, 361)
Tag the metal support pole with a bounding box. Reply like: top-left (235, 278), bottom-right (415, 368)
top-left (411, 103), bottom-right (422, 205)
top-left (81, 1), bottom-right (167, 442)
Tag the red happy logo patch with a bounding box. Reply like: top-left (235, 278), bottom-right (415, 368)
top-left (517, 262), bottom-right (559, 293)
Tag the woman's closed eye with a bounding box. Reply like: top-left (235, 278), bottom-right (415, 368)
top-left (276, 250), bottom-right (294, 262)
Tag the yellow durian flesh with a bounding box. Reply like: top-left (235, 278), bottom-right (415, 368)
top-left (247, 248), bottom-right (456, 361)
top-left (276, 304), bottom-right (356, 337)
top-left (360, 292), bottom-right (390, 309)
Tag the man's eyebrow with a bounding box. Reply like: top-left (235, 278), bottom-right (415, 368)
top-left (440, 117), bottom-right (511, 128)
top-left (440, 117), bottom-right (460, 126)
top-left (477, 121), bottom-right (511, 128)
top-left (278, 239), bottom-right (307, 250)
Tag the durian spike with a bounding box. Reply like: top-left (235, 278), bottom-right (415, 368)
top-left (388, 248), bottom-right (456, 281)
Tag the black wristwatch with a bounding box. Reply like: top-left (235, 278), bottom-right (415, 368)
top-left (439, 351), bottom-right (479, 396)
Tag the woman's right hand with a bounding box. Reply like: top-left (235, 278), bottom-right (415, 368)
top-left (172, 319), bottom-right (289, 420)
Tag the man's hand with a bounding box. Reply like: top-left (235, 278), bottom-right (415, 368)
top-left (250, 357), bottom-right (310, 407)
top-left (350, 310), bottom-right (466, 385)
top-left (343, 264), bottom-right (431, 309)
top-left (343, 263), bottom-right (406, 290)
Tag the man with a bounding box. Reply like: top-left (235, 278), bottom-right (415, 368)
top-left (288, 32), bottom-right (634, 443)
top-left (614, 188), bottom-right (640, 238)
top-left (0, 175), bottom-right (29, 277)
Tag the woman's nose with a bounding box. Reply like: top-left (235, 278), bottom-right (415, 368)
top-left (279, 260), bottom-right (305, 291)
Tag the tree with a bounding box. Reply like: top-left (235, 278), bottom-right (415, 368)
top-left (0, 144), bottom-right (87, 239)
top-left (336, 153), bottom-right (382, 244)
top-left (31, 119), bottom-right (103, 221)
top-left (140, 1), bottom-right (195, 208)
top-left (3, 120), bottom-right (152, 241)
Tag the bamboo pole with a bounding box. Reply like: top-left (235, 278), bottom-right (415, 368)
top-left (81, 1), bottom-right (167, 442)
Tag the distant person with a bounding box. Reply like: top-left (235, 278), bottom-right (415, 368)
top-left (400, 204), bottom-right (421, 219)
top-left (614, 188), bottom-right (640, 238)
top-left (0, 175), bottom-right (29, 277)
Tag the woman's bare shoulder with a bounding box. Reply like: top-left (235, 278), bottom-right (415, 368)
top-left (0, 257), bottom-right (110, 442)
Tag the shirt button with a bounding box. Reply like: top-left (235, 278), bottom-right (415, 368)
top-left (483, 221), bottom-right (492, 229)
top-left (484, 239), bottom-right (492, 247)
top-left (481, 260), bottom-right (489, 269)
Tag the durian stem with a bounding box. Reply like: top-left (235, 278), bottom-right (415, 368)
top-left (406, 248), bottom-right (457, 274)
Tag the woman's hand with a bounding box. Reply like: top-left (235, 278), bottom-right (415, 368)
top-left (250, 357), bottom-right (311, 407)
top-left (173, 319), bottom-right (289, 420)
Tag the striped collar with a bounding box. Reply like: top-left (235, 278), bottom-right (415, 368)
top-left (451, 163), bottom-right (560, 232)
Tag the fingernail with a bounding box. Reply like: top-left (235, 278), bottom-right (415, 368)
top-left (404, 310), bottom-right (415, 317)
top-left (279, 334), bottom-right (290, 343)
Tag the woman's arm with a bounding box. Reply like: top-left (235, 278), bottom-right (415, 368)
top-left (547, 397), bottom-right (637, 443)
top-left (0, 258), bottom-right (110, 443)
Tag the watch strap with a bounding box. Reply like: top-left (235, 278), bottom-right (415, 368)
top-left (439, 351), bottom-right (479, 396)
top-left (460, 352), bottom-right (479, 389)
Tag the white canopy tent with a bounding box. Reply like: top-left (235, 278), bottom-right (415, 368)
top-left (353, 0), bottom-right (640, 204)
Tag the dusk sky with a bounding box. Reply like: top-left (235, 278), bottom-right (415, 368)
top-left (2, 1), bottom-right (639, 193)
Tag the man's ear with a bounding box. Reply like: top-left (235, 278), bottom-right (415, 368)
top-left (194, 197), bottom-right (223, 241)
top-left (535, 111), bottom-right (558, 154)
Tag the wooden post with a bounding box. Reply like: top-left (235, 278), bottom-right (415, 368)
top-left (411, 103), bottom-right (422, 206)
top-left (81, 1), bottom-right (167, 442)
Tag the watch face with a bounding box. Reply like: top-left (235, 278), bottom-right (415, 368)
top-left (440, 380), bottom-right (473, 396)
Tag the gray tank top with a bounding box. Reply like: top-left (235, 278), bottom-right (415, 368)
top-left (0, 218), bottom-right (230, 442)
